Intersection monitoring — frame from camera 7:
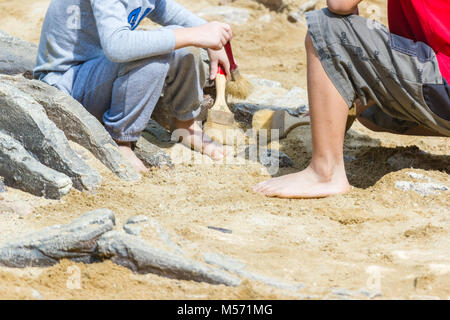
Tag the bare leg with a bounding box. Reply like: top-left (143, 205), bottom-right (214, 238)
top-left (115, 141), bottom-right (149, 173)
top-left (253, 34), bottom-right (351, 198)
top-left (173, 119), bottom-right (228, 161)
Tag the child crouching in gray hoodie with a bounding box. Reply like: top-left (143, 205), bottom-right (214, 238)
top-left (35, 0), bottom-right (233, 172)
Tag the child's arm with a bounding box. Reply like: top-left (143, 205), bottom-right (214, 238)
top-left (327, 0), bottom-right (362, 15)
top-left (151, 0), bottom-right (233, 80)
top-left (90, 0), bottom-right (231, 65)
top-left (149, 0), bottom-right (207, 28)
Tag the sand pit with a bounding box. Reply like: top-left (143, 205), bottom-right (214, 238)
top-left (0, 0), bottom-right (449, 300)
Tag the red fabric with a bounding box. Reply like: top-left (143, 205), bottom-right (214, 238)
top-left (388, 0), bottom-right (450, 81)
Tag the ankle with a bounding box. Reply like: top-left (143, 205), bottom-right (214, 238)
top-left (309, 156), bottom-right (345, 182)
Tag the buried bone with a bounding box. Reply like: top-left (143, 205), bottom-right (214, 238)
top-left (0, 209), bottom-right (115, 267)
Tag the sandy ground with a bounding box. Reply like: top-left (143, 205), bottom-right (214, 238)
top-left (0, 0), bottom-right (449, 300)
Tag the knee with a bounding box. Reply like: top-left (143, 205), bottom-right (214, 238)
top-left (119, 53), bottom-right (171, 77)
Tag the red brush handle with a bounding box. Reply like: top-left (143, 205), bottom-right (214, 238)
top-left (224, 42), bottom-right (238, 72)
top-left (217, 65), bottom-right (225, 75)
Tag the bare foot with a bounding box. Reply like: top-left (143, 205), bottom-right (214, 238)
top-left (116, 142), bottom-right (149, 173)
top-left (173, 119), bottom-right (228, 161)
top-left (253, 164), bottom-right (350, 199)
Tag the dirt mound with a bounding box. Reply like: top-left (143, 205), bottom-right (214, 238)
top-left (0, 0), bottom-right (448, 300)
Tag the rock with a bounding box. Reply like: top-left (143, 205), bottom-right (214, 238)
top-left (0, 178), bottom-right (6, 193)
top-left (344, 155), bottom-right (357, 163)
top-left (144, 120), bottom-right (173, 143)
top-left (135, 136), bottom-right (173, 168)
top-left (123, 215), bottom-right (183, 255)
top-left (395, 181), bottom-right (415, 192)
top-left (0, 30), bottom-right (37, 77)
top-left (395, 181), bottom-right (448, 196)
top-left (386, 152), bottom-right (423, 170)
top-left (1, 75), bottom-right (140, 182)
top-left (331, 288), bottom-right (355, 297)
top-left (255, 0), bottom-right (285, 11)
top-left (0, 80), bottom-right (101, 191)
top-left (358, 290), bottom-right (383, 299)
top-left (229, 78), bottom-right (308, 125)
top-left (0, 209), bottom-right (115, 267)
top-left (204, 252), bottom-right (304, 291)
top-left (31, 289), bottom-right (43, 300)
top-left (97, 231), bottom-right (241, 286)
top-left (197, 6), bottom-right (250, 25)
top-left (239, 145), bottom-right (295, 171)
top-left (250, 78), bottom-right (283, 88)
top-left (0, 201), bottom-right (33, 217)
top-left (232, 103), bottom-right (308, 125)
top-left (0, 131), bottom-right (72, 199)
top-left (288, 0), bottom-right (319, 23)
top-left (406, 172), bottom-right (431, 181)
top-left (208, 226), bottom-right (233, 234)
top-left (258, 14), bottom-right (272, 23)
top-left (123, 215), bottom-right (150, 236)
top-left (203, 253), bottom-right (247, 273)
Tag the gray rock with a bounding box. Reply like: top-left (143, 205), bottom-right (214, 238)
top-left (395, 181), bottom-right (448, 196)
top-left (0, 209), bottom-right (115, 267)
top-left (0, 178), bottom-right (6, 193)
top-left (229, 78), bottom-right (308, 115)
top-left (250, 79), bottom-right (283, 88)
top-left (239, 145), bottom-right (295, 170)
top-left (0, 30), bottom-right (37, 77)
top-left (144, 120), bottom-right (173, 143)
top-left (232, 103), bottom-right (308, 125)
top-left (344, 155), bottom-right (357, 163)
top-left (135, 136), bottom-right (173, 168)
top-left (247, 273), bottom-right (305, 291)
top-left (208, 226), bottom-right (233, 234)
top-left (197, 7), bottom-right (250, 25)
top-left (386, 152), bottom-right (424, 170)
top-left (258, 14), bottom-right (272, 23)
top-left (229, 79), bottom-right (309, 125)
top-left (1, 75), bottom-right (140, 182)
top-left (255, 0), bottom-right (285, 11)
top-left (358, 290), bottom-right (383, 299)
top-left (123, 215), bottom-right (183, 255)
top-left (203, 253), bottom-right (247, 273)
top-left (31, 289), bottom-right (43, 300)
top-left (331, 288), bottom-right (355, 297)
top-left (0, 131), bottom-right (72, 199)
top-left (97, 231), bottom-right (241, 286)
top-left (288, 0), bottom-right (319, 23)
top-left (123, 215), bottom-right (150, 236)
top-left (0, 80), bottom-right (101, 190)
top-left (406, 172), bottom-right (431, 181)
top-left (204, 252), bottom-right (304, 291)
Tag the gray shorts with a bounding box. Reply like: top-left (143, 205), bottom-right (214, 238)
top-left (305, 9), bottom-right (450, 136)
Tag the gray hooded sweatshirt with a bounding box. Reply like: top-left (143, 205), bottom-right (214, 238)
top-left (34, 0), bottom-right (206, 83)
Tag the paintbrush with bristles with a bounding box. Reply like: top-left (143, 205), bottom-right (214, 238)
top-left (224, 42), bottom-right (253, 100)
